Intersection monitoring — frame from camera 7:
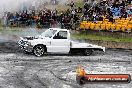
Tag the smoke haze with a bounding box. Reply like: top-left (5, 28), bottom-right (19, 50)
top-left (0, 0), bottom-right (73, 17)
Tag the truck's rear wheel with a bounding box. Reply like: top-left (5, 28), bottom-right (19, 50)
top-left (84, 49), bottom-right (93, 56)
top-left (33, 45), bottom-right (45, 57)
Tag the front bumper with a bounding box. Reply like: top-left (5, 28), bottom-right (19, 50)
top-left (18, 43), bottom-right (33, 53)
top-left (19, 45), bottom-right (33, 53)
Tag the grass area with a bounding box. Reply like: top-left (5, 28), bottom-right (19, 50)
top-left (72, 33), bottom-right (132, 43)
top-left (75, 1), bottom-right (84, 8)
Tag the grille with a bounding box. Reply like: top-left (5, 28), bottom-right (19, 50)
top-left (20, 40), bottom-right (27, 45)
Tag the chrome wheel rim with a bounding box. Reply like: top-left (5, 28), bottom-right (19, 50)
top-left (34, 46), bottom-right (45, 56)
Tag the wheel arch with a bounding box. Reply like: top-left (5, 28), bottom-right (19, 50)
top-left (33, 44), bottom-right (47, 52)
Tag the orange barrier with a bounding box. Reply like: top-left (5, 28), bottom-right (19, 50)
top-left (105, 23), bottom-right (112, 30)
top-left (94, 23), bottom-right (100, 30)
top-left (85, 22), bottom-right (91, 29)
top-left (115, 24), bottom-right (122, 31)
top-left (100, 23), bottom-right (106, 30)
top-left (79, 18), bottom-right (132, 32)
top-left (90, 23), bottom-right (95, 30)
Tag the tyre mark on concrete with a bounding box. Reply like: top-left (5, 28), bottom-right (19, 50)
top-left (32, 74), bottom-right (48, 88)
top-left (49, 70), bottom-right (81, 88)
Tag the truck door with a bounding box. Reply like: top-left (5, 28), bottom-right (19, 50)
top-left (47, 31), bottom-right (70, 53)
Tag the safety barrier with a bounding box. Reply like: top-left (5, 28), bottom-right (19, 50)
top-left (79, 18), bottom-right (132, 33)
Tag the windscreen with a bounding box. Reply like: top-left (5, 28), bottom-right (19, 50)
top-left (41, 29), bottom-right (57, 38)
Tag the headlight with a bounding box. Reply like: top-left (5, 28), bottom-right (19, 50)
top-left (22, 41), bottom-right (31, 46)
top-left (19, 40), bottom-right (31, 46)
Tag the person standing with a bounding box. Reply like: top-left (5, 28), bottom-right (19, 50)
top-left (3, 13), bottom-right (7, 28)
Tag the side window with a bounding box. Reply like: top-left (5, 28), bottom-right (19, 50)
top-left (53, 31), bottom-right (67, 39)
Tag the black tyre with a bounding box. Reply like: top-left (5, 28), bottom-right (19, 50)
top-left (69, 50), bottom-right (76, 55)
top-left (33, 45), bottom-right (45, 57)
top-left (84, 49), bottom-right (93, 56)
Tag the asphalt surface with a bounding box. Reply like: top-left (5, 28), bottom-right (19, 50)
top-left (0, 41), bottom-right (131, 88)
top-left (0, 28), bottom-right (131, 88)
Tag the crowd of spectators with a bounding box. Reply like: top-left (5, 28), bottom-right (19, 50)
top-left (2, 0), bottom-right (132, 29)
top-left (82, 0), bottom-right (132, 22)
top-left (2, 1), bottom-right (81, 29)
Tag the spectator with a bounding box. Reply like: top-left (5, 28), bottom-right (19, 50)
top-left (2, 0), bottom-right (131, 29)
top-left (120, 0), bottom-right (126, 7)
top-left (70, 1), bottom-right (75, 9)
top-left (123, 12), bottom-right (128, 18)
top-left (109, 15), bottom-right (114, 22)
top-left (120, 7), bottom-right (126, 16)
top-left (93, 12), bottom-right (97, 22)
top-left (3, 14), bottom-right (7, 27)
top-left (127, 7), bottom-right (132, 17)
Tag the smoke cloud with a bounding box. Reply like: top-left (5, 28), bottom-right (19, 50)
top-left (0, 0), bottom-right (73, 17)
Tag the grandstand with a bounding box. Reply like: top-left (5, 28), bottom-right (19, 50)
top-left (80, 0), bottom-right (132, 33)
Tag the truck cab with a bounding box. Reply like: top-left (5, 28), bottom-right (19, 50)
top-left (43, 28), bottom-right (71, 53)
top-left (18, 28), bottom-right (105, 57)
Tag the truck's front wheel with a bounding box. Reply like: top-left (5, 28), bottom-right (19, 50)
top-left (33, 45), bottom-right (45, 57)
top-left (84, 49), bottom-right (93, 56)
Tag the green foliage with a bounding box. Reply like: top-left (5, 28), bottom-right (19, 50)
top-left (72, 33), bottom-right (132, 43)
top-left (75, 1), bottom-right (84, 8)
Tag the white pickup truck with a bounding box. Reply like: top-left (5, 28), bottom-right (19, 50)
top-left (18, 28), bottom-right (105, 57)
